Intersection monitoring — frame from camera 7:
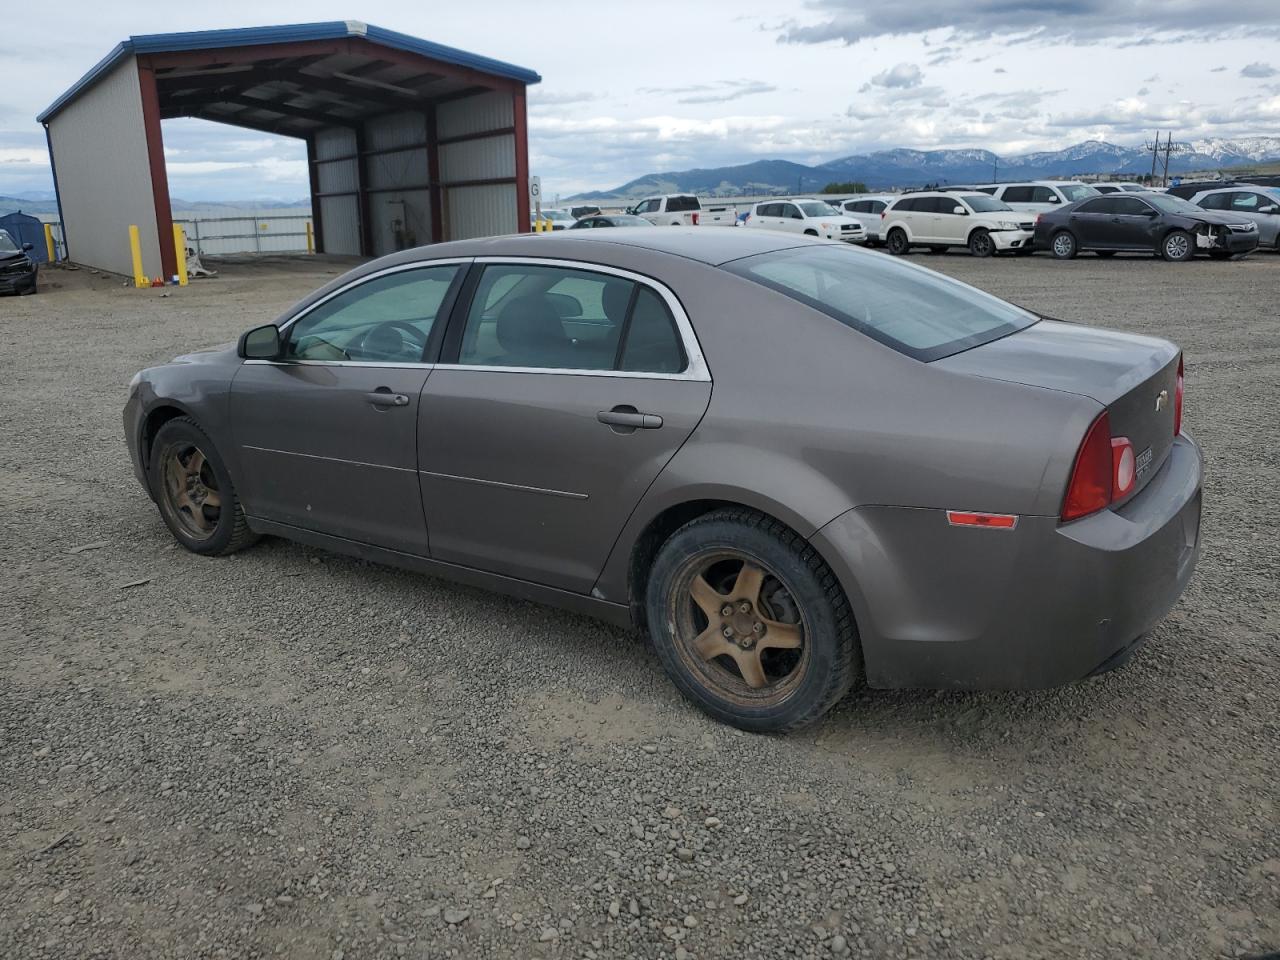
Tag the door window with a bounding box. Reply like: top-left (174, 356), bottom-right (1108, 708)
top-left (1231, 193), bottom-right (1264, 211)
top-left (784, 204), bottom-right (804, 219)
top-left (638, 199), bottom-right (660, 214)
top-left (1001, 186), bottom-right (1033, 203)
top-left (456, 264), bottom-right (686, 374)
top-left (283, 265), bottom-right (461, 363)
top-left (1075, 198), bottom-right (1112, 214)
top-left (1197, 192), bottom-right (1231, 210)
top-left (1112, 197), bottom-right (1152, 216)
top-left (1031, 186), bottom-right (1060, 204)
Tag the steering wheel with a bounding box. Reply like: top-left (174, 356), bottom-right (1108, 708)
top-left (356, 320), bottom-right (429, 361)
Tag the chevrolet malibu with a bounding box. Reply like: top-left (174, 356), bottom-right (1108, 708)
top-left (125, 230), bottom-right (1202, 732)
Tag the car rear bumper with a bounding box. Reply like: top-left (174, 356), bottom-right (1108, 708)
top-left (811, 431), bottom-right (1203, 690)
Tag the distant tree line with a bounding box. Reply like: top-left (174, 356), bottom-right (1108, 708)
top-left (821, 181), bottom-right (869, 194)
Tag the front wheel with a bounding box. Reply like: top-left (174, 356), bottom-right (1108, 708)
top-left (1162, 229), bottom-right (1194, 262)
top-left (645, 509), bottom-right (862, 733)
top-left (149, 417), bottom-right (258, 556)
top-left (968, 229), bottom-right (994, 258)
top-left (1050, 230), bottom-right (1078, 260)
top-left (885, 228), bottom-right (909, 255)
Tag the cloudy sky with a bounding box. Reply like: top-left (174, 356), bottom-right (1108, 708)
top-left (2, 0), bottom-right (1279, 201)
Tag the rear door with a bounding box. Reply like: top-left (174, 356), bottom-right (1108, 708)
top-left (1070, 197), bottom-right (1117, 247)
top-left (230, 262), bottom-right (466, 554)
top-left (418, 259), bottom-right (712, 593)
top-left (1110, 196), bottom-right (1158, 248)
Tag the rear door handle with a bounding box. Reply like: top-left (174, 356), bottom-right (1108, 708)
top-left (366, 389), bottom-right (410, 408)
top-left (598, 406), bottom-right (663, 431)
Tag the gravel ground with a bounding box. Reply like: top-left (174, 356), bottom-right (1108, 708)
top-left (1, 249), bottom-right (1277, 960)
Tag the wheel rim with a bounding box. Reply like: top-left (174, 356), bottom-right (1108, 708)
top-left (1167, 234), bottom-right (1189, 259)
top-left (159, 442), bottom-right (222, 540)
top-left (669, 551), bottom-right (809, 706)
top-left (974, 234), bottom-right (991, 255)
top-left (1053, 234), bottom-right (1073, 256)
top-left (890, 232), bottom-right (904, 252)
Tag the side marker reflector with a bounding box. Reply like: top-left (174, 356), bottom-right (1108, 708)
top-left (947, 510), bottom-right (1018, 529)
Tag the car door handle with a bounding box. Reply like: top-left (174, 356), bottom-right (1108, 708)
top-left (366, 389), bottom-right (410, 408)
top-left (597, 406), bottom-right (663, 430)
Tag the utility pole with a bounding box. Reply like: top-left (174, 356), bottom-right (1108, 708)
top-left (1148, 131), bottom-right (1160, 183)
top-left (993, 155), bottom-right (998, 182)
top-left (1163, 132), bottom-right (1174, 186)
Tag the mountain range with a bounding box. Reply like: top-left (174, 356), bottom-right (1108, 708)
top-left (0, 195), bottom-right (312, 217)
top-left (570, 138), bottom-right (1280, 199)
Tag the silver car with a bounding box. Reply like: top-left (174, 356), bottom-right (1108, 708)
top-left (124, 229), bottom-right (1202, 732)
top-left (1191, 186), bottom-right (1280, 249)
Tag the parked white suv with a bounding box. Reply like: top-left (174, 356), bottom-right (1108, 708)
top-left (972, 181), bottom-right (1099, 213)
top-left (744, 198), bottom-right (867, 243)
top-left (833, 194), bottom-right (896, 244)
top-left (880, 191), bottom-right (1035, 257)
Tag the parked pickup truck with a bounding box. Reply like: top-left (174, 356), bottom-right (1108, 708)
top-left (625, 194), bottom-right (737, 226)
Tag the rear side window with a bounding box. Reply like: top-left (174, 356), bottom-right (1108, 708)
top-left (724, 245), bottom-right (1037, 362)
top-left (667, 196), bottom-right (701, 212)
top-left (456, 264), bottom-right (685, 374)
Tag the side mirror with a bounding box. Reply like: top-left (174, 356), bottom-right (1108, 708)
top-left (953, 205), bottom-right (967, 215)
top-left (238, 324), bottom-right (281, 360)
top-left (22, 242), bottom-right (33, 251)
top-left (1261, 205), bottom-right (1278, 214)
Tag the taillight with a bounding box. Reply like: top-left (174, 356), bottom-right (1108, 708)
top-left (1111, 436), bottom-right (1135, 497)
top-left (1061, 412), bottom-right (1113, 521)
top-left (880, 211), bottom-right (886, 219)
top-left (1035, 214), bottom-right (1043, 225)
top-left (1174, 355), bottom-right (1184, 435)
top-left (691, 212), bottom-right (699, 225)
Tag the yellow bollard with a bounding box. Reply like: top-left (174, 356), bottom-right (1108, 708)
top-left (44, 223), bottom-right (56, 262)
top-left (172, 224), bottom-right (189, 287)
top-left (305, 221), bottom-right (315, 254)
top-left (128, 225), bottom-right (146, 288)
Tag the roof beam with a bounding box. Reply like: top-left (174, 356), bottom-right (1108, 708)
top-left (158, 67), bottom-right (415, 109)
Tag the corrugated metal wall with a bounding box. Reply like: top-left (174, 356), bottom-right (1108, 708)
top-left (363, 112), bottom-right (431, 257)
top-left (314, 127), bottom-right (360, 255)
top-left (437, 91), bottom-right (519, 241)
top-left (46, 56), bottom-right (162, 277)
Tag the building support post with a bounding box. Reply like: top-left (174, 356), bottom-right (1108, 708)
top-left (306, 135), bottom-right (325, 254)
top-left (136, 57), bottom-right (178, 281)
top-left (513, 87), bottom-right (530, 233)
top-left (354, 125), bottom-right (374, 257)
top-left (426, 104), bottom-right (443, 244)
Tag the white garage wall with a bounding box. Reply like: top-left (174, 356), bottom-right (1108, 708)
top-left (314, 127), bottom-right (361, 255)
top-left (364, 112), bottom-right (432, 257)
top-left (437, 91), bottom-right (518, 240)
top-left (47, 56), bottom-right (163, 278)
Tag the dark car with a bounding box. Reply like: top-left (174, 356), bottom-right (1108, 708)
top-left (125, 229), bottom-right (1201, 733)
top-left (1035, 192), bottom-right (1260, 261)
top-left (569, 214), bottom-right (655, 229)
top-left (0, 229), bottom-right (38, 295)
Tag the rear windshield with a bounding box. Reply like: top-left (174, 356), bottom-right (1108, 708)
top-left (961, 195), bottom-right (1011, 212)
top-left (724, 246), bottom-right (1038, 361)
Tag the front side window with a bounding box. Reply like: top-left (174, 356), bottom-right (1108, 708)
top-left (1198, 192), bottom-right (1231, 210)
top-left (784, 204), bottom-right (804, 219)
top-left (1031, 186), bottom-right (1060, 204)
top-left (961, 195), bottom-right (1012, 213)
top-left (638, 199), bottom-right (660, 214)
top-left (1231, 193), bottom-right (1263, 211)
top-left (1075, 198), bottom-right (1112, 214)
top-left (724, 245), bottom-right (1037, 362)
top-left (797, 201), bottom-right (839, 217)
top-left (284, 265), bottom-right (460, 363)
top-left (1112, 197), bottom-right (1152, 216)
top-left (456, 264), bottom-right (686, 374)
top-left (667, 196), bottom-right (701, 212)
top-left (0, 230), bottom-right (18, 253)
top-left (1058, 184), bottom-right (1099, 202)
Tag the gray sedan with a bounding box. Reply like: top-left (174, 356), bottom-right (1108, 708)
top-left (125, 229), bottom-right (1202, 732)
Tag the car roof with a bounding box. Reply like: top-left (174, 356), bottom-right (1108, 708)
top-left (396, 226), bottom-right (824, 267)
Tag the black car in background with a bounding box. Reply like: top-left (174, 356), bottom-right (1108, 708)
top-left (568, 214), bottom-right (654, 229)
top-left (1034, 192), bottom-right (1260, 261)
top-left (0, 229), bottom-right (38, 295)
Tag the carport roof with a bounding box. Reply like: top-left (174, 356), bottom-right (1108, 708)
top-left (37, 20), bottom-right (542, 130)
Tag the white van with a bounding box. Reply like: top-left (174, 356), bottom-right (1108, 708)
top-left (972, 181), bottom-right (1100, 214)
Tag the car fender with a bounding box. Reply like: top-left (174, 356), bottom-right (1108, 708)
top-left (884, 218), bottom-right (912, 240)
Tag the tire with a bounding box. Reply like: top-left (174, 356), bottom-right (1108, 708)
top-left (1050, 230), bottom-right (1078, 260)
top-left (804, 229), bottom-right (818, 237)
top-left (148, 416), bottom-right (258, 556)
top-left (1096, 250), bottom-right (1117, 258)
top-left (645, 508), bottom-right (862, 733)
top-left (968, 229), bottom-right (994, 258)
top-left (885, 228), bottom-right (909, 255)
top-left (1161, 229), bottom-right (1194, 262)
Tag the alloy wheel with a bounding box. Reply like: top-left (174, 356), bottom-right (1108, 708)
top-left (1053, 233), bottom-right (1075, 258)
top-left (159, 442), bottom-right (222, 540)
top-left (670, 552), bottom-right (809, 705)
top-left (1165, 234), bottom-right (1190, 260)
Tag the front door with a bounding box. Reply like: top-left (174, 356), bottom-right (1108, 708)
top-left (230, 262), bottom-right (465, 554)
top-left (419, 261), bottom-right (712, 593)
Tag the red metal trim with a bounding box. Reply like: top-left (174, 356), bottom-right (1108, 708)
top-left (426, 104), bottom-right (443, 243)
top-left (436, 125), bottom-right (515, 147)
top-left (513, 88), bottom-right (530, 233)
top-left (137, 58), bottom-right (178, 280)
top-left (306, 135), bottom-right (324, 253)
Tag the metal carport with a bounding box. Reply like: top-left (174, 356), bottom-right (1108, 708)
top-left (37, 21), bottom-right (540, 279)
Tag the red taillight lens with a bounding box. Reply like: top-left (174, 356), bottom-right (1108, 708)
top-left (1174, 355), bottom-right (1184, 435)
top-left (1061, 412), bottom-right (1113, 521)
top-left (1035, 214), bottom-right (1043, 225)
top-left (880, 211), bottom-right (886, 219)
top-left (1111, 436), bottom-right (1135, 497)
top-left (691, 212), bottom-right (699, 225)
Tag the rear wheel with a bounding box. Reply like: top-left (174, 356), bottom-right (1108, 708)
top-left (646, 509), bottom-right (862, 733)
top-left (149, 417), bottom-right (258, 556)
top-left (886, 228), bottom-right (909, 255)
top-left (1050, 230), bottom-right (1078, 260)
top-left (1161, 229), bottom-right (1194, 262)
top-left (968, 229), bottom-right (994, 258)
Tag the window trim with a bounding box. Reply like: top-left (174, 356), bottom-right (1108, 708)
top-left (245, 259), bottom-right (473, 369)
top-left (435, 256), bottom-right (711, 382)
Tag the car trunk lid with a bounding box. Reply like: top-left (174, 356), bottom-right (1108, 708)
top-left (935, 320), bottom-right (1181, 500)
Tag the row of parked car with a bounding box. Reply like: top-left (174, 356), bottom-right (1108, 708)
top-left (530, 178), bottom-right (1280, 262)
